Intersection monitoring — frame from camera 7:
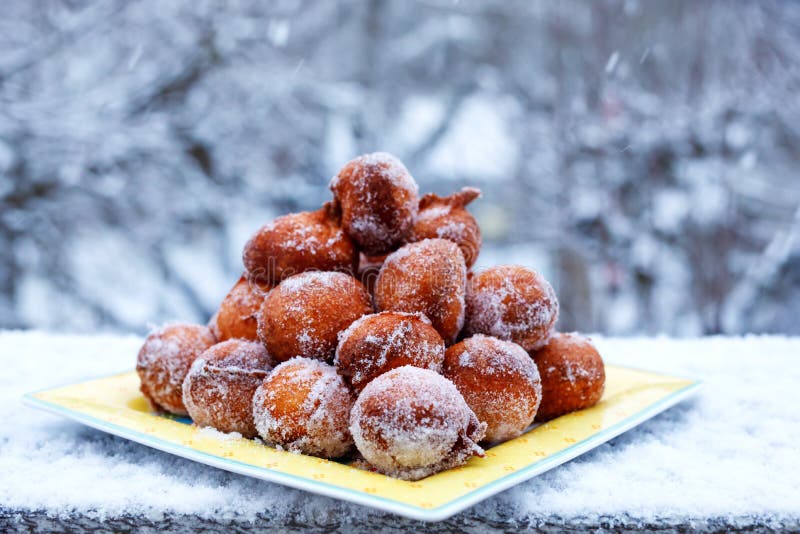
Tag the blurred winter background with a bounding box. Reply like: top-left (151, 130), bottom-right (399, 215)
top-left (2, 0), bottom-right (799, 337)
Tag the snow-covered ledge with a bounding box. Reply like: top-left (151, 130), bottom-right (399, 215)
top-left (1, 332), bottom-right (797, 531)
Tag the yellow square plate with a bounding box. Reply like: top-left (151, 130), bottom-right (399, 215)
top-left (23, 365), bottom-right (700, 521)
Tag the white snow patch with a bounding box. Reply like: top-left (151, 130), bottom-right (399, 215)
top-left (426, 95), bottom-right (518, 181)
top-left (1, 332), bottom-right (798, 526)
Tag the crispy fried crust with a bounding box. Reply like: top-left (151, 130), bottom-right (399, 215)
top-left (242, 202), bottom-right (357, 285)
top-left (257, 271), bottom-right (373, 363)
top-left (444, 335), bottom-right (542, 443)
top-left (530, 332), bottom-right (605, 422)
top-left (374, 239), bottom-right (467, 345)
top-left (411, 187), bottom-right (482, 268)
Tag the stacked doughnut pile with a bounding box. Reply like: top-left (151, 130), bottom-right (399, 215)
top-left (136, 153), bottom-right (606, 481)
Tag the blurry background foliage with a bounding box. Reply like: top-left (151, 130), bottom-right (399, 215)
top-left (2, 0), bottom-right (799, 335)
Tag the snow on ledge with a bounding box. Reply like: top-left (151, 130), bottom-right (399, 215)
top-left (0, 331), bottom-right (798, 527)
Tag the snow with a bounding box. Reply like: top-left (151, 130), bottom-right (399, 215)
top-left (426, 96), bottom-right (519, 181)
top-left (390, 96), bottom-right (446, 154)
top-left (605, 51), bottom-right (620, 74)
top-left (1, 331), bottom-right (799, 528)
top-left (266, 19), bottom-right (291, 48)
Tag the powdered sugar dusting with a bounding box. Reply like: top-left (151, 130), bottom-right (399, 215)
top-left (378, 241), bottom-right (417, 273)
top-left (444, 335), bottom-right (541, 442)
top-left (417, 204), bottom-right (452, 222)
top-left (412, 187), bottom-right (482, 268)
top-left (278, 271), bottom-right (349, 294)
top-left (258, 271), bottom-right (372, 362)
top-left (242, 205), bottom-right (356, 284)
top-left (252, 358), bottom-right (354, 458)
top-left (375, 239), bottom-right (467, 344)
top-left (532, 332), bottom-right (605, 421)
top-left (542, 332), bottom-right (604, 385)
top-left (336, 311), bottom-right (430, 346)
top-left (466, 265), bottom-right (558, 351)
top-left (334, 311), bottom-right (444, 391)
top-left (197, 427), bottom-right (244, 442)
top-left (266, 213), bottom-right (350, 258)
top-left (329, 152), bottom-right (419, 255)
top-left (457, 334), bottom-right (541, 384)
top-left (435, 220), bottom-right (468, 241)
top-left (330, 152), bottom-right (416, 191)
top-left (136, 323), bottom-right (216, 415)
top-left (182, 339), bottom-right (273, 437)
top-left (350, 366), bottom-right (485, 480)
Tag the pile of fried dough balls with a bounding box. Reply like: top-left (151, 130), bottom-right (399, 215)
top-left (136, 153), bottom-right (605, 480)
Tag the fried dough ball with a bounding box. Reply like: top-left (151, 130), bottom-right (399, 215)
top-left (136, 323), bottom-right (217, 415)
top-left (350, 366), bottom-right (486, 480)
top-left (252, 357), bottom-right (355, 458)
top-left (242, 202), bottom-right (357, 285)
top-left (530, 332), bottom-right (605, 422)
top-left (182, 339), bottom-right (274, 438)
top-left (330, 152), bottom-right (419, 256)
top-left (465, 265), bottom-right (559, 351)
top-left (257, 271), bottom-right (373, 363)
top-left (374, 239), bottom-right (467, 345)
top-left (214, 275), bottom-right (271, 342)
top-left (335, 311), bottom-right (445, 393)
top-left (410, 187), bottom-right (482, 268)
top-left (443, 335), bottom-right (541, 443)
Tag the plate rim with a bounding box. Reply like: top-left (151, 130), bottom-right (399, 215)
top-left (22, 370), bottom-right (702, 522)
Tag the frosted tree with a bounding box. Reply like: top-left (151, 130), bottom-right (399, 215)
top-left (2, 0), bottom-right (799, 335)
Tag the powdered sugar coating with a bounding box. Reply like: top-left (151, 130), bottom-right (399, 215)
top-left (374, 239), bottom-right (467, 345)
top-left (136, 323), bottom-right (217, 415)
top-left (411, 187), bottom-right (482, 268)
top-left (465, 265), bottom-right (559, 351)
top-left (182, 339), bottom-right (275, 438)
top-left (443, 335), bottom-right (542, 443)
top-left (334, 311), bottom-right (444, 393)
top-left (531, 332), bottom-right (605, 422)
top-left (330, 152), bottom-right (419, 256)
top-left (416, 204), bottom-right (452, 221)
top-left (252, 357), bottom-right (355, 458)
top-left (350, 366), bottom-right (486, 480)
top-left (257, 271), bottom-right (373, 362)
top-left (197, 426), bottom-right (244, 442)
top-left (242, 203), bottom-right (357, 285)
top-left (215, 275), bottom-right (271, 342)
